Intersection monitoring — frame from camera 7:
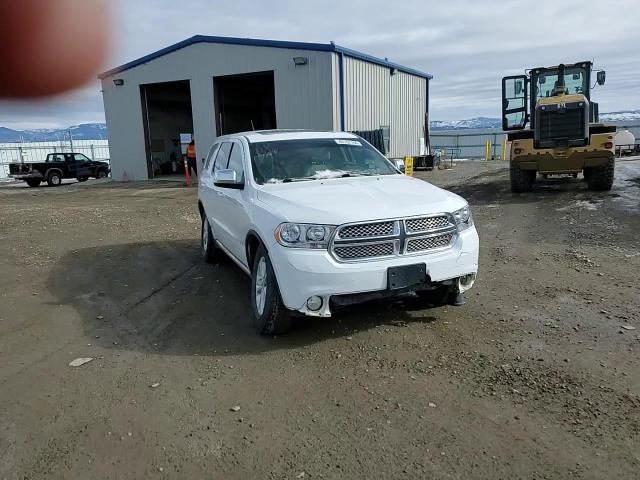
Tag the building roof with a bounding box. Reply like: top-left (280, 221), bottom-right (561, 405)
top-left (98, 35), bottom-right (433, 80)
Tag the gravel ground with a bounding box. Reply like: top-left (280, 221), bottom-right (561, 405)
top-left (1, 160), bottom-right (639, 479)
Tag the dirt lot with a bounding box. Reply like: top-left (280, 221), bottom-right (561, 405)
top-left (1, 160), bottom-right (639, 479)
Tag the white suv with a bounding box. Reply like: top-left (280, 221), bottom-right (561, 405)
top-left (198, 131), bottom-right (479, 334)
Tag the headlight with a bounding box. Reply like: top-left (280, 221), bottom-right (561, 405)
top-left (275, 223), bottom-right (336, 249)
top-left (452, 205), bottom-right (473, 231)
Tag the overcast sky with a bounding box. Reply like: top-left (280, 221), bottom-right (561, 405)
top-left (1, 0), bottom-right (639, 129)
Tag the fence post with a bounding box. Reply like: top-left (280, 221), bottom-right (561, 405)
top-left (90, 144), bottom-right (95, 160)
top-left (492, 134), bottom-right (497, 159)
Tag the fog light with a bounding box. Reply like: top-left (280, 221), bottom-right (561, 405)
top-left (604, 142), bottom-right (613, 149)
top-left (514, 148), bottom-right (523, 155)
top-left (307, 296), bottom-right (323, 311)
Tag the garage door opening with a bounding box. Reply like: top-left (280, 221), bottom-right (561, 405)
top-left (214, 71), bottom-right (276, 135)
top-left (140, 80), bottom-right (194, 179)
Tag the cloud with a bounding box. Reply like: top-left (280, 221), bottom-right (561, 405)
top-left (1, 0), bottom-right (638, 128)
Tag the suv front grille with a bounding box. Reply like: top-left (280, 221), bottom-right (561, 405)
top-left (405, 233), bottom-right (454, 253)
top-left (337, 221), bottom-right (395, 239)
top-left (331, 215), bottom-right (458, 262)
top-left (333, 242), bottom-right (395, 260)
top-left (405, 215), bottom-right (452, 233)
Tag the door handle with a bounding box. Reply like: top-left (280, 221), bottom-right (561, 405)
top-left (217, 191), bottom-right (225, 197)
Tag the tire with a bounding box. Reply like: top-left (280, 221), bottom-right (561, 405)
top-left (201, 214), bottom-right (220, 263)
top-left (78, 176), bottom-right (89, 182)
top-left (585, 157), bottom-right (614, 191)
top-left (416, 285), bottom-right (451, 307)
top-left (46, 171), bottom-right (62, 187)
top-left (96, 169), bottom-right (108, 179)
top-left (25, 179), bottom-right (41, 188)
top-left (251, 245), bottom-right (292, 335)
top-left (510, 163), bottom-right (535, 193)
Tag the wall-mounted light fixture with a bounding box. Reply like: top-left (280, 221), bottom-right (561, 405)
top-left (390, 68), bottom-right (397, 76)
top-left (293, 57), bottom-right (309, 66)
top-left (113, 79), bottom-right (124, 86)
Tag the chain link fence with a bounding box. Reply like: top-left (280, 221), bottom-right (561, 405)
top-left (431, 123), bottom-right (640, 160)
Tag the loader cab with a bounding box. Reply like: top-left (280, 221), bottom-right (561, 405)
top-left (501, 61), bottom-right (604, 132)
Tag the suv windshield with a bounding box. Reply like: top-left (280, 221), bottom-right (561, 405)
top-left (534, 66), bottom-right (588, 101)
top-left (248, 138), bottom-right (397, 184)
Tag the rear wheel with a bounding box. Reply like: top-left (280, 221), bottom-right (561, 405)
top-left (46, 171), bottom-right (62, 187)
top-left (585, 157), bottom-right (614, 191)
top-left (251, 245), bottom-right (292, 335)
top-left (25, 179), bottom-right (41, 188)
top-left (510, 163), bottom-right (535, 192)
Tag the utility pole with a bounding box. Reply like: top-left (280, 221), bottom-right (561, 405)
top-left (68, 129), bottom-right (74, 152)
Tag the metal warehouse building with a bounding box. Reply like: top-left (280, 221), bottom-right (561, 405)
top-left (99, 35), bottom-right (432, 181)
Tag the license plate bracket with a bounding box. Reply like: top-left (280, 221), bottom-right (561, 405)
top-left (387, 264), bottom-right (427, 290)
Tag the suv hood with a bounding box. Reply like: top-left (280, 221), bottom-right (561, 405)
top-left (256, 174), bottom-right (467, 225)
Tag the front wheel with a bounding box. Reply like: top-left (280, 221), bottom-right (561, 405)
top-left (510, 163), bottom-right (535, 193)
top-left (251, 245), bottom-right (292, 335)
top-left (201, 214), bottom-right (220, 263)
top-left (78, 176), bottom-right (89, 182)
top-left (585, 158), bottom-right (614, 191)
top-left (96, 169), bottom-right (108, 179)
top-left (46, 171), bottom-right (62, 187)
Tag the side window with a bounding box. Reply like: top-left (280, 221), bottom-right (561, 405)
top-left (227, 143), bottom-right (245, 181)
top-left (73, 154), bottom-right (89, 162)
top-left (205, 144), bottom-right (220, 170)
top-left (213, 142), bottom-right (232, 173)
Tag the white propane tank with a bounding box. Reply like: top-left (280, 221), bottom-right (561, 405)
top-left (614, 129), bottom-right (635, 154)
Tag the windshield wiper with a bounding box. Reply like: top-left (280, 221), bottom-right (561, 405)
top-left (281, 177), bottom-right (314, 183)
top-left (340, 171), bottom-right (374, 177)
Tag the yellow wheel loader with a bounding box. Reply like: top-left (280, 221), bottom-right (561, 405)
top-left (501, 62), bottom-right (616, 192)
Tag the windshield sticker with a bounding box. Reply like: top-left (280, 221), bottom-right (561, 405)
top-left (334, 139), bottom-right (362, 146)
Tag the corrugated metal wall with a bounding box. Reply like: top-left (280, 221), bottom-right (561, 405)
top-left (341, 56), bottom-right (427, 158)
top-left (342, 57), bottom-right (391, 131)
top-left (101, 43), bottom-right (335, 180)
top-left (390, 71), bottom-right (427, 158)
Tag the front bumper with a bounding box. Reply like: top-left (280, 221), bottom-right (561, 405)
top-left (269, 227), bottom-right (479, 317)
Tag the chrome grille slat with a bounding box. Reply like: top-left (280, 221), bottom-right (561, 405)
top-left (405, 216), bottom-right (452, 233)
top-left (337, 221), bottom-right (395, 239)
top-left (405, 233), bottom-right (454, 253)
top-left (333, 242), bottom-right (395, 260)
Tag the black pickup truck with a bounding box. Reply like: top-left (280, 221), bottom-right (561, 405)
top-left (8, 153), bottom-right (110, 187)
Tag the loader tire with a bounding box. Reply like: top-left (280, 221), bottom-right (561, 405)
top-left (510, 163), bottom-right (534, 193)
top-left (585, 157), bottom-right (614, 191)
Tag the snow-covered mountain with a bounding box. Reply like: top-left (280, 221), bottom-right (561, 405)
top-left (431, 117), bottom-right (501, 130)
top-left (431, 110), bottom-right (640, 130)
top-left (599, 110), bottom-right (640, 122)
top-left (0, 123), bottom-right (107, 142)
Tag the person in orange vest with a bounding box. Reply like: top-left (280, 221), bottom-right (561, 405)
top-left (186, 139), bottom-right (197, 177)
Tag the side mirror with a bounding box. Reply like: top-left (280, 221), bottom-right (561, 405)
top-left (214, 169), bottom-right (243, 189)
top-left (597, 70), bottom-right (606, 86)
top-left (392, 159), bottom-right (405, 173)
